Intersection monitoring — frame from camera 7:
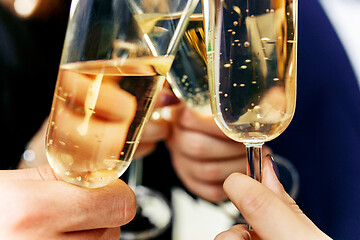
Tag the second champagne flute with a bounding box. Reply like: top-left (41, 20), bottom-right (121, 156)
top-left (166, 3), bottom-right (299, 227)
top-left (45, 0), bottom-right (196, 188)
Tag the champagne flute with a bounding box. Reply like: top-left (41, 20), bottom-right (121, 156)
top-left (45, 0), bottom-right (197, 188)
top-left (204, 0), bottom-right (297, 181)
top-left (165, 3), bottom-right (299, 228)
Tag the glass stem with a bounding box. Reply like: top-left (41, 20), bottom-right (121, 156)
top-left (127, 158), bottom-right (143, 190)
top-left (245, 143), bottom-right (263, 182)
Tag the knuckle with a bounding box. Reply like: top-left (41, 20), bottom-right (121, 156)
top-left (36, 165), bottom-right (60, 181)
top-left (11, 200), bottom-right (46, 232)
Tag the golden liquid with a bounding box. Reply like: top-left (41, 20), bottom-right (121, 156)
top-left (167, 13), bottom-right (211, 114)
top-left (46, 57), bottom-right (173, 188)
top-left (133, 10), bottom-right (195, 57)
top-left (205, 0), bottom-right (297, 143)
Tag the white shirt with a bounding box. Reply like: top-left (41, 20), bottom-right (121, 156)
top-left (172, 188), bottom-right (237, 240)
top-left (319, 0), bottom-right (360, 89)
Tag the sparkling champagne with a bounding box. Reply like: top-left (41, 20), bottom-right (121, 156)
top-left (46, 57), bottom-right (173, 188)
top-left (205, 0), bottom-right (297, 143)
top-left (167, 13), bottom-right (211, 114)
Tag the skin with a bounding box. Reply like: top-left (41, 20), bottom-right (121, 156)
top-left (0, 165), bottom-right (136, 240)
top-left (20, 89), bottom-right (270, 204)
top-left (214, 156), bottom-right (332, 240)
top-left (132, 88), bottom-right (254, 203)
top-left (165, 101), bottom-right (271, 203)
top-left (15, 89), bottom-right (330, 240)
top-left (166, 103), bottom-right (248, 202)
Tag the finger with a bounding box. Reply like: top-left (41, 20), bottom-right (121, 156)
top-left (0, 165), bottom-right (60, 181)
top-left (3, 178), bottom-right (136, 233)
top-left (58, 179), bottom-right (136, 232)
top-left (59, 68), bottom-right (137, 121)
top-left (63, 227), bottom-right (120, 240)
top-left (133, 142), bottom-right (157, 159)
top-left (171, 151), bottom-right (246, 182)
top-left (215, 225), bottom-right (251, 240)
top-left (49, 106), bottom-right (131, 171)
top-left (140, 119), bottom-right (170, 142)
top-left (262, 156), bottom-right (328, 229)
top-left (223, 173), bottom-right (309, 240)
top-left (173, 168), bottom-right (227, 202)
top-left (168, 125), bottom-right (246, 160)
top-left (172, 105), bottom-right (226, 139)
top-left (135, 110), bottom-right (171, 158)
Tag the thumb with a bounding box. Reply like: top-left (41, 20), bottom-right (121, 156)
top-left (223, 170), bottom-right (308, 239)
top-left (261, 155), bottom-right (296, 205)
top-left (0, 164), bottom-right (60, 181)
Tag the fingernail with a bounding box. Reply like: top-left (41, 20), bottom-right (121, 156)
top-left (244, 230), bottom-right (251, 240)
top-left (267, 154), bottom-right (280, 179)
top-left (160, 92), bottom-right (180, 106)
